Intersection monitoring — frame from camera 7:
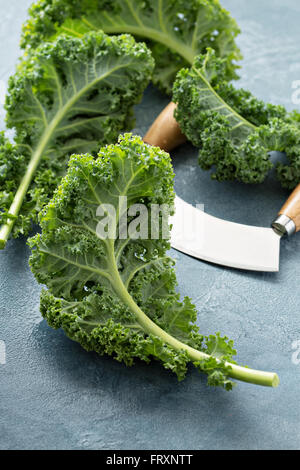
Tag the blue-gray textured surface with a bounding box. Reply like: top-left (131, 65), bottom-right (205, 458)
top-left (0, 0), bottom-right (300, 451)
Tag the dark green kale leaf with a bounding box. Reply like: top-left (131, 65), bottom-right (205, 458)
top-left (20, 0), bottom-right (242, 94)
top-left (29, 134), bottom-right (279, 389)
top-left (0, 32), bottom-right (154, 247)
top-left (173, 49), bottom-right (300, 189)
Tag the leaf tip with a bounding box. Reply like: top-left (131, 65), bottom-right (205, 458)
top-left (272, 373), bottom-right (280, 388)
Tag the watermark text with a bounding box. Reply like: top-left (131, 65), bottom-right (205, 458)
top-left (292, 80), bottom-right (300, 105)
top-left (0, 80), bottom-right (6, 105)
top-left (95, 196), bottom-right (205, 245)
top-left (0, 340), bottom-right (6, 365)
top-left (292, 340), bottom-right (300, 365)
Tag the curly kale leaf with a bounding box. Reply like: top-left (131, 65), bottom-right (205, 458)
top-left (29, 134), bottom-right (279, 389)
top-left (0, 32), bottom-right (154, 247)
top-left (173, 49), bottom-right (300, 189)
top-left (21, 0), bottom-right (241, 94)
top-left (0, 132), bottom-right (63, 237)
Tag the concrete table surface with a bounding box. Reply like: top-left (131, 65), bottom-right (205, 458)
top-left (0, 0), bottom-right (300, 450)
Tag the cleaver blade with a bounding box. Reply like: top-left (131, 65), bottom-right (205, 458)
top-left (171, 196), bottom-right (281, 272)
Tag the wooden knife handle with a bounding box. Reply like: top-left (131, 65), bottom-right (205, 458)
top-left (143, 102), bottom-right (186, 152)
top-left (273, 183), bottom-right (300, 236)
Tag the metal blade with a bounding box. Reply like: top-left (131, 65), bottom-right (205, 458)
top-left (170, 196), bottom-right (281, 272)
